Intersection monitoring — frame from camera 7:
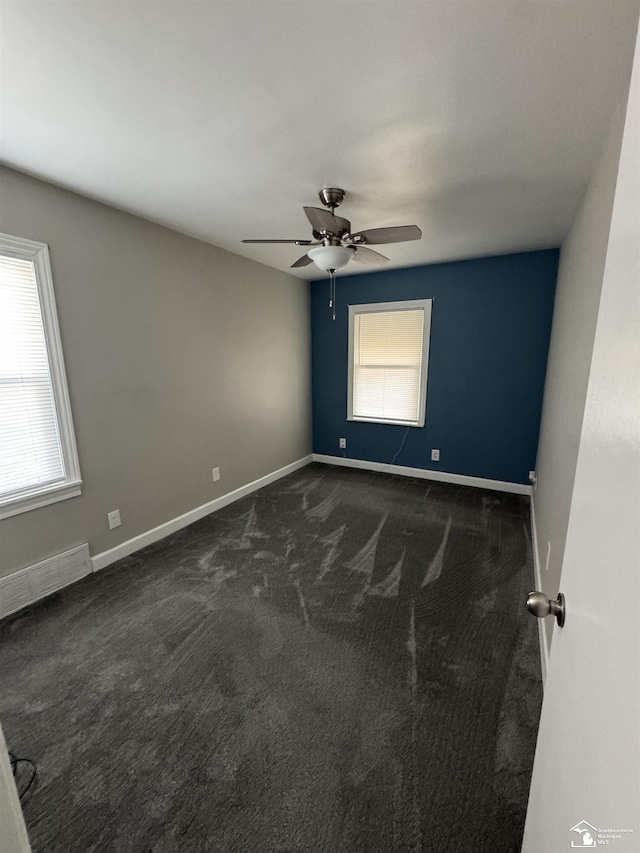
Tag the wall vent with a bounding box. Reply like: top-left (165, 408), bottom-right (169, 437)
top-left (0, 544), bottom-right (91, 620)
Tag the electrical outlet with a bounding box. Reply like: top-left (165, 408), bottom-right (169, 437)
top-left (545, 541), bottom-right (551, 572)
top-left (107, 509), bottom-right (121, 530)
top-left (431, 449), bottom-right (440, 461)
top-left (339, 438), bottom-right (347, 449)
top-left (212, 467), bottom-right (221, 482)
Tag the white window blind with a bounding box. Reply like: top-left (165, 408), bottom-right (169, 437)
top-left (0, 233), bottom-right (81, 519)
top-left (348, 300), bottom-right (432, 427)
top-left (0, 255), bottom-right (65, 494)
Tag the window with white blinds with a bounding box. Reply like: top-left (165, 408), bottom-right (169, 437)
top-left (0, 233), bottom-right (81, 519)
top-left (348, 300), bottom-right (432, 427)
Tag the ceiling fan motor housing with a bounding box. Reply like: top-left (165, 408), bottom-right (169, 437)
top-left (318, 187), bottom-right (346, 210)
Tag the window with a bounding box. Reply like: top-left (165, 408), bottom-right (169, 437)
top-left (348, 299), bottom-right (432, 427)
top-left (0, 232), bottom-right (81, 519)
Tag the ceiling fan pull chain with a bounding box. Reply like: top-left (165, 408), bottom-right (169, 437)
top-left (329, 275), bottom-right (333, 309)
top-left (331, 271), bottom-right (336, 321)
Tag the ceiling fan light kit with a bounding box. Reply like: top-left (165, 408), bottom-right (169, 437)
top-left (307, 245), bottom-right (355, 272)
top-left (242, 188), bottom-right (422, 319)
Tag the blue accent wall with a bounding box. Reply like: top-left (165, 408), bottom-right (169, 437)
top-left (311, 250), bottom-right (559, 485)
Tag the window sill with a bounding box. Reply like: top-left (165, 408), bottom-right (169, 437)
top-left (0, 479), bottom-right (82, 520)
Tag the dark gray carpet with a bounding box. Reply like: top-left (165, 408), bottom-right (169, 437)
top-left (0, 463), bottom-right (542, 853)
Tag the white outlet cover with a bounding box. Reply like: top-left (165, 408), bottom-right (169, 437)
top-left (339, 438), bottom-right (347, 448)
top-left (431, 449), bottom-right (440, 461)
top-left (107, 509), bottom-right (121, 530)
top-left (212, 467), bottom-right (221, 482)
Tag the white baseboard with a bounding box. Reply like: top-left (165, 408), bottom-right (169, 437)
top-left (529, 492), bottom-right (549, 685)
top-left (312, 454), bottom-right (532, 496)
top-left (91, 455), bottom-right (313, 573)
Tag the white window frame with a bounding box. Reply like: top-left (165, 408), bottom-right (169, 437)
top-left (0, 232), bottom-right (82, 519)
top-left (347, 298), bottom-right (432, 428)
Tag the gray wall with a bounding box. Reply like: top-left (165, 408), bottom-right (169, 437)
top-left (532, 105), bottom-right (626, 651)
top-left (0, 167), bottom-right (312, 577)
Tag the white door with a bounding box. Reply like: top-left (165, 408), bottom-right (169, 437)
top-left (0, 722), bottom-right (31, 852)
top-left (522, 31), bottom-right (639, 853)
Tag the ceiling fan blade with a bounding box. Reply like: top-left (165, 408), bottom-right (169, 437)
top-left (352, 246), bottom-right (389, 266)
top-left (303, 207), bottom-right (350, 235)
top-left (291, 254), bottom-right (313, 268)
top-left (242, 239), bottom-right (313, 244)
top-left (351, 225), bottom-right (422, 245)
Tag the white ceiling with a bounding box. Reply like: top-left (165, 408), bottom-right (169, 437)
top-left (1, 1), bottom-right (638, 279)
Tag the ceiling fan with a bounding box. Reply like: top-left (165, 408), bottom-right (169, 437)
top-left (242, 188), bottom-right (422, 319)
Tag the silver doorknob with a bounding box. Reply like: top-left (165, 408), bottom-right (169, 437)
top-left (527, 591), bottom-right (566, 627)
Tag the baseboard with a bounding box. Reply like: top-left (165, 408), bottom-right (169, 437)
top-left (529, 492), bottom-right (549, 685)
top-left (91, 455), bottom-right (313, 573)
top-left (312, 454), bottom-right (532, 496)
